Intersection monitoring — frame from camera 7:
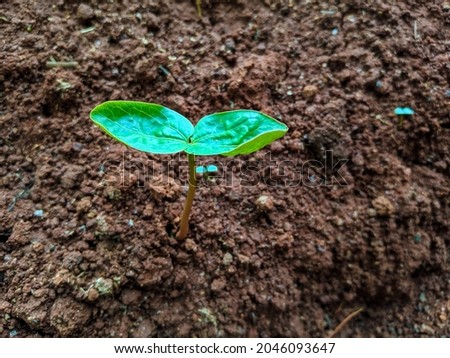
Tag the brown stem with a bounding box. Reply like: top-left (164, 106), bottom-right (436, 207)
top-left (176, 153), bottom-right (196, 240)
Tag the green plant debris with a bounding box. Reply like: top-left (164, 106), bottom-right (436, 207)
top-left (80, 26), bottom-right (96, 34)
top-left (198, 307), bottom-right (217, 326)
top-left (8, 187), bottom-right (32, 212)
top-left (46, 57), bottom-right (79, 68)
top-left (94, 277), bottom-right (114, 295)
top-left (419, 292), bottom-right (427, 303)
top-left (56, 79), bottom-right (73, 91)
top-left (158, 65), bottom-right (171, 77)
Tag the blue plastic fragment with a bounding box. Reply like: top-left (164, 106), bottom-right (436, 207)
top-left (33, 209), bottom-right (44, 217)
top-left (9, 329), bottom-right (18, 337)
top-left (195, 166), bottom-right (206, 174)
top-left (394, 107), bottom-right (415, 116)
top-left (331, 28), bottom-right (339, 36)
top-left (414, 233), bottom-right (421, 243)
top-left (206, 165), bottom-right (218, 173)
top-left (196, 165), bottom-right (218, 174)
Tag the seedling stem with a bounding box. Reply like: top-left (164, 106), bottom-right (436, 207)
top-left (177, 153), bottom-right (197, 240)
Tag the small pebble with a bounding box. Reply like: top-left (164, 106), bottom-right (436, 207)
top-left (419, 292), bottom-right (427, 303)
top-left (94, 277), bottom-right (114, 295)
top-left (237, 254), bottom-right (250, 264)
top-left (303, 84), bottom-right (319, 99)
top-left (185, 239), bottom-right (197, 252)
top-left (72, 142), bottom-right (83, 151)
top-left (256, 195), bottom-right (275, 211)
top-left (420, 324), bottom-right (435, 335)
top-left (335, 218), bottom-right (344, 227)
top-left (222, 253), bottom-right (233, 266)
top-left (270, 141), bottom-right (284, 153)
top-left (211, 278), bottom-right (226, 292)
top-left (87, 288), bottom-right (100, 302)
top-left (128, 219), bottom-right (134, 227)
top-left (143, 204), bottom-right (153, 218)
top-left (367, 208), bottom-right (377, 217)
top-left (256, 42), bottom-right (266, 53)
top-left (331, 28), bottom-right (339, 36)
top-left (316, 245), bottom-right (326, 253)
top-left (372, 196), bottom-right (395, 217)
top-left (77, 3), bottom-right (94, 20)
top-left (224, 38), bottom-right (236, 52)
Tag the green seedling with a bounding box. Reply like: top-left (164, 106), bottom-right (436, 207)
top-left (90, 101), bottom-right (288, 239)
top-left (394, 107), bottom-right (415, 126)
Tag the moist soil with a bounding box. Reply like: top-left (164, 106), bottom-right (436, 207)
top-left (1, 0), bottom-right (449, 337)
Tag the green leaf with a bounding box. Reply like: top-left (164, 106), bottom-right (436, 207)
top-left (90, 101), bottom-right (194, 154)
top-left (186, 110), bottom-right (288, 156)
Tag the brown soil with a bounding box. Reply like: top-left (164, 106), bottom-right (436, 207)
top-left (1, 0), bottom-right (449, 338)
